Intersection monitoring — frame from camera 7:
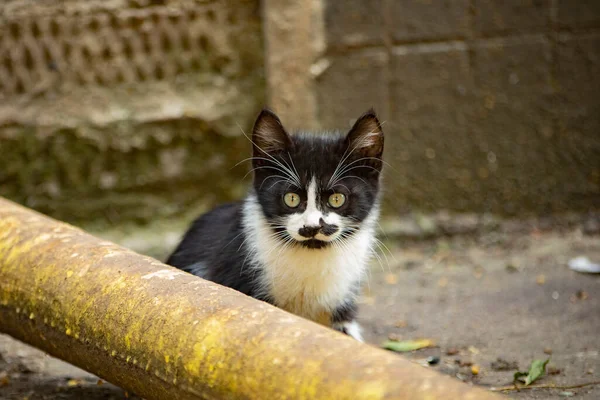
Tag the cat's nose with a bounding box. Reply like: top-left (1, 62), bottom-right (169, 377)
top-left (298, 225), bottom-right (320, 238)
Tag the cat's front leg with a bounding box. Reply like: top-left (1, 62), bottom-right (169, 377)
top-left (332, 320), bottom-right (364, 342)
top-left (331, 302), bottom-right (364, 342)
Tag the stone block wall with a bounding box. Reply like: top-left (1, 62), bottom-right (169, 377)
top-left (317, 0), bottom-right (600, 215)
top-left (1, 0), bottom-right (598, 229)
top-left (0, 0), bottom-right (264, 227)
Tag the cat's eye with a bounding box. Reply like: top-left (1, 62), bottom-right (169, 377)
top-left (328, 193), bottom-right (346, 208)
top-left (283, 192), bottom-right (301, 208)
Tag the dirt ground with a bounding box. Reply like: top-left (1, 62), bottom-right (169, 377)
top-left (1, 223), bottom-right (599, 399)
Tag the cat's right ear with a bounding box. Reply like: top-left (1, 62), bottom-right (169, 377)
top-left (251, 109), bottom-right (292, 162)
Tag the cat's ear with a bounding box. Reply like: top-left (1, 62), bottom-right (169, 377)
top-left (345, 108), bottom-right (384, 160)
top-left (252, 109), bottom-right (292, 160)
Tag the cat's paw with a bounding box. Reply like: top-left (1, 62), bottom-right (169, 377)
top-left (332, 320), bottom-right (364, 342)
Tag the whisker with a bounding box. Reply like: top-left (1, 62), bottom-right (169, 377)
top-left (236, 123), bottom-right (302, 187)
top-left (331, 174), bottom-right (369, 187)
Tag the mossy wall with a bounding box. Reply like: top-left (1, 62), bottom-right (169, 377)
top-left (0, 0), bottom-right (264, 228)
top-left (1, 0), bottom-right (599, 232)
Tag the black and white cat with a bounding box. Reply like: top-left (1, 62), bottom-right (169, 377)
top-left (166, 109), bottom-right (384, 341)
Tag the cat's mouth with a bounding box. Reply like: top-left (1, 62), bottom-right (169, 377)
top-left (298, 238), bottom-right (330, 249)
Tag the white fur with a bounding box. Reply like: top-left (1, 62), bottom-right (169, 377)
top-left (286, 178), bottom-right (343, 243)
top-left (333, 320), bottom-right (364, 342)
top-left (242, 192), bottom-right (378, 325)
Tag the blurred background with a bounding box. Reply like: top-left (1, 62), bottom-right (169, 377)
top-left (1, 0), bottom-right (598, 250)
top-left (1, 1), bottom-right (600, 398)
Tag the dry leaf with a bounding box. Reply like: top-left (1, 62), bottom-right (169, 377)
top-left (385, 273), bottom-right (398, 284)
top-left (394, 320), bottom-right (407, 328)
top-left (382, 339), bottom-right (435, 352)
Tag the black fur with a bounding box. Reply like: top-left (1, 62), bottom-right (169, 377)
top-left (165, 202), bottom-right (270, 301)
top-left (251, 109), bottom-right (383, 243)
top-left (166, 108), bottom-right (384, 335)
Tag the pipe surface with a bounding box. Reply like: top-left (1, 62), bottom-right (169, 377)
top-left (0, 198), bottom-right (502, 399)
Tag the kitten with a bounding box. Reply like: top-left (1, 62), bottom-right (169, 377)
top-left (166, 108), bottom-right (384, 341)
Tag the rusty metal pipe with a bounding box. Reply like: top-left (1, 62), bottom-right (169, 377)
top-left (0, 198), bottom-right (501, 399)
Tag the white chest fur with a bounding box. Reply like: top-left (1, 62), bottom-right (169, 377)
top-left (242, 195), bottom-right (376, 323)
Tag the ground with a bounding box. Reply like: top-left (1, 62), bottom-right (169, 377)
top-left (1, 221), bottom-right (599, 399)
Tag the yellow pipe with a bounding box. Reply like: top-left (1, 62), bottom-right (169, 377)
top-left (0, 198), bottom-right (501, 399)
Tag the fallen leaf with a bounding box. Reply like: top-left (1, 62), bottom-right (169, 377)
top-left (526, 359), bottom-right (550, 385)
top-left (382, 339), bottom-right (435, 352)
top-left (67, 379), bottom-right (80, 387)
top-left (536, 274), bottom-right (546, 285)
top-left (455, 359), bottom-right (473, 367)
top-left (505, 263), bottom-right (519, 273)
top-left (446, 348), bottom-right (459, 356)
top-left (471, 365), bottom-right (480, 375)
top-left (547, 366), bottom-right (561, 375)
top-left (385, 273), bottom-right (398, 284)
top-left (514, 371), bottom-right (528, 383)
top-left (514, 358), bottom-right (550, 386)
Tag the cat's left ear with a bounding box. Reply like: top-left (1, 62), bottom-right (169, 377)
top-left (345, 108), bottom-right (384, 161)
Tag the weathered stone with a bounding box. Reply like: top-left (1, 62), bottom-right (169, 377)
top-left (0, 0), bottom-right (265, 228)
top-left (316, 49), bottom-right (389, 130)
top-left (555, 35), bottom-right (600, 133)
top-left (557, 0), bottom-right (600, 29)
top-left (474, 0), bottom-right (550, 36)
top-left (387, 43), bottom-right (475, 213)
top-left (0, 117), bottom-right (252, 227)
top-left (325, 0), bottom-right (385, 49)
top-left (390, 0), bottom-right (469, 42)
top-left (263, 0), bottom-right (324, 131)
top-left (470, 37), bottom-right (558, 214)
top-left (436, 213), bottom-right (480, 236)
top-left (554, 35), bottom-right (600, 210)
top-left (582, 214), bottom-right (600, 236)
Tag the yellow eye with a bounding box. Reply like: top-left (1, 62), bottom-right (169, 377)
top-left (283, 192), bottom-right (301, 208)
top-left (328, 193), bottom-right (346, 208)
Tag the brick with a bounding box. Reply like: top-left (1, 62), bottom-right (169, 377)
top-left (470, 38), bottom-right (568, 213)
top-left (474, 0), bottom-right (550, 36)
top-left (472, 37), bottom-right (553, 96)
top-left (316, 49), bottom-right (388, 130)
top-left (555, 35), bottom-right (600, 200)
top-left (557, 0), bottom-right (600, 28)
top-left (390, 0), bottom-right (469, 42)
top-left (325, 0), bottom-right (385, 49)
top-left (555, 35), bottom-right (600, 123)
top-left (387, 44), bottom-right (478, 212)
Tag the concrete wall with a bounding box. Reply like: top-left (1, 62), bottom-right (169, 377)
top-left (0, 0), bottom-right (264, 227)
top-left (314, 0), bottom-right (600, 215)
top-left (1, 0), bottom-right (598, 229)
